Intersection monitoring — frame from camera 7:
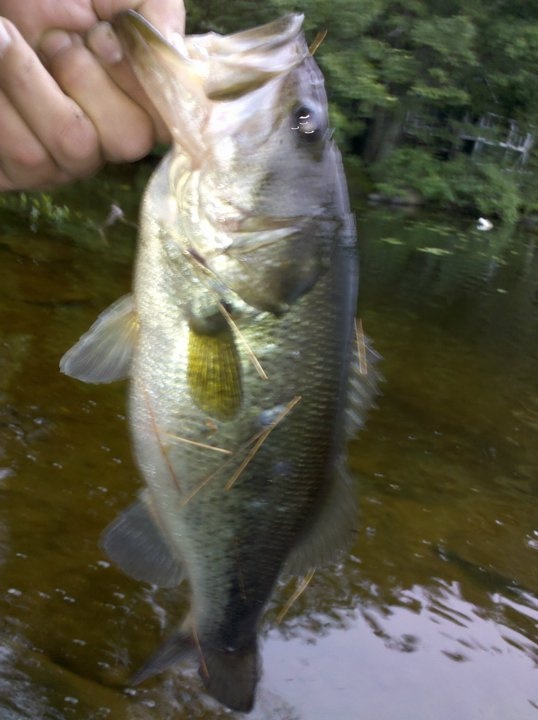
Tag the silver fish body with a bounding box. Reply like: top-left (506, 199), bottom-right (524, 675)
top-left (61, 11), bottom-right (378, 713)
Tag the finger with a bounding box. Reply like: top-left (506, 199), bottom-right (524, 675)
top-left (92, 0), bottom-right (185, 37)
top-left (0, 18), bottom-right (102, 178)
top-left (0, 2), bottom-right (96, 47)
top-left (0, 88), bottom-right (72, 190)
top-left (85, 22), bottom-right (170, 143)
top-left (41, 29), bottom-right (157, 162)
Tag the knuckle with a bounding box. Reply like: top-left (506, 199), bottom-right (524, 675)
top-left (54, 110), bottom-right (102, 174)
top-left (104, 114), bottom-right (155, 163)
top-left (10, 140), bottom-right (50, 171)
top-left (49, 46), bottom-right (87, 92)
top-left (4, 144), bottom-right (59, 188)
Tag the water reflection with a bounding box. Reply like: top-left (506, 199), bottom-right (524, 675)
top-left (264, 582), bottom-right (538, 720)
top-left (0, 174), bottom-right (537, 718)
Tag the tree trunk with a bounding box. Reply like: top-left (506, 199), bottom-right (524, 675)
top-left (362, 107), bottom-right (405, 164)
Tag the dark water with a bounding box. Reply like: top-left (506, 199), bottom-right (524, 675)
top-left (0, 166), bottom-right (537, 719)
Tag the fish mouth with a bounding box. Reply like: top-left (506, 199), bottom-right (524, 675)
top-left (115, 11), bottom-right (307, 100)
top-left (114, 11), bottom-right (310, 165)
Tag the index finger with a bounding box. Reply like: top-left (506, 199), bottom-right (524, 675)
top-left (92, 0), bottom-right (185, 37)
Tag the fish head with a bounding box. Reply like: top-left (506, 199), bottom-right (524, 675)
top-left (116, 12), bottom-right (350, 314)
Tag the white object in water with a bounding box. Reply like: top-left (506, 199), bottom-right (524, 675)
top-left (476, 217), bottom-right (493, 231)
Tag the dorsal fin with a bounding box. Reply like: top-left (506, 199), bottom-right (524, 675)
top-left (285, 329), bottom-right (381, 574)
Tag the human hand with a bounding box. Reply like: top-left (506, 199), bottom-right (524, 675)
top-left (0, 0), bottom-right (185, 191)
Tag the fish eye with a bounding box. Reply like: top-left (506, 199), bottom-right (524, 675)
top-left (291, 105), bottom-right (325, 141)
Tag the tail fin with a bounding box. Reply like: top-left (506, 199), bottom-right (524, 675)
top-left (130, 629), bottom-right (194, 685)
top-left (199, 640), bottom-right (259, 713)
top-left (131, 627), bottom-right (260, 713)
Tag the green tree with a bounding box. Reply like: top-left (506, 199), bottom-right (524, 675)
top-left (186, 0), bottom-right (538, 218)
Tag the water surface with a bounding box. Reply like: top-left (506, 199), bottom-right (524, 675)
top-left (0, 167), bottom-right (536, 719)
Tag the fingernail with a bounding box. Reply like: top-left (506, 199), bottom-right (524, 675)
top-left (0, 19), bottom-right (13, 57)
top-left (87, 22), bottom-right (123, 65)
top-left (39, 29), bottom-right (73, 61)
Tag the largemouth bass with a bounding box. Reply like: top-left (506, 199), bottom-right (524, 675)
top-left (60, 10), bottom-right (378, 713)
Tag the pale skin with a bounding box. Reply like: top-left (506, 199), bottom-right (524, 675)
top-left (0, 0), bottom-right (186, 191)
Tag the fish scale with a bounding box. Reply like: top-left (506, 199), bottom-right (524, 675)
top-left (60, 10), bottom-right (379, 713)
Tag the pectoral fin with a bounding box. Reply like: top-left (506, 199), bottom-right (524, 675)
top-left (60, 295), bottom-right (138, 383)
top-left (187, 315), bottom-right (242, 421)
top-left (100, 493), bottom-right (184, 588)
